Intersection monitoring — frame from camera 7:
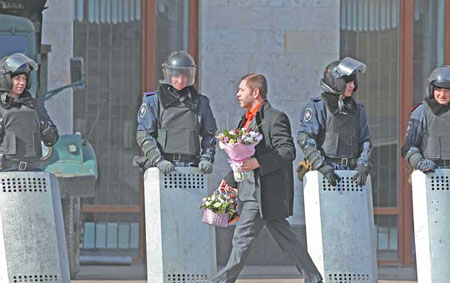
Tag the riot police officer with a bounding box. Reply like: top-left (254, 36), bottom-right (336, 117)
top-left (0, 53), bottom-right (59, 171)
top-left (136, 51), bottom-right (217, 174)
top-left (402, 66), bottom-right (450, 171)
top-left (296, 57), bottom-right (372, 186)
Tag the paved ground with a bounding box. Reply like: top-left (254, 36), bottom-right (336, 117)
top-left (73, 280), bottom-right (416, 283)
top-left (72, 264), bottom-right (417, 282)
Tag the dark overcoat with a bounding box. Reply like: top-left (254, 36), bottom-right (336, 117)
top-left (224, 100), bottom-right (296, 219)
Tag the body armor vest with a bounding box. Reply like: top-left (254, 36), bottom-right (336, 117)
top-left (320, 106), bottom-right (360, 159)
top-left (421, 104), bottom-right (450, 160)
top-left (0, 102), bottom-right (42, 161)
top-left (157, 94), bottom-right (200, 156)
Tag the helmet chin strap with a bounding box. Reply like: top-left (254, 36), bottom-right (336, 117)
top-left (338, 94), bottom-right (347, 114)
top-left (320, 79), bottom-right (340, 95)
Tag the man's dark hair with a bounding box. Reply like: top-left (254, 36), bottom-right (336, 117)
top-left (241, 73), bottom-right (267, 99)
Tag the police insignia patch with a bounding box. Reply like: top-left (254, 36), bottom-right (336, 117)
top-left (139, 103), bottom-right (147, 118)
top-left (304, 108), bottom-right (313, 122)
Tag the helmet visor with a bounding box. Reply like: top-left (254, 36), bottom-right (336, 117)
top-left (332, 57), bottom-right (366, 78)
top-left (162, 66), bottom-right (196, 87)
top-left (428, 66), bottom-right (450, 89)
top-left (1, 53), bottom-right (38, 73)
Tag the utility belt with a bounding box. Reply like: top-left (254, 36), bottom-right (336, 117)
top-left (325, 157), bottom-right (358, 167)
top-left (0, 157), bottom-right (40, 171)
top-left (163, 153), bottom-right (198, 163)
top-left (435, 160), bottom-right (450, 168)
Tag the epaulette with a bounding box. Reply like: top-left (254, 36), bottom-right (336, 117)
top-left (410, 103), bottom-right (422, 112)
top-left (311, 97), bottom-right (321, 102)
top-left (143, 91), bottom-right (156, 96)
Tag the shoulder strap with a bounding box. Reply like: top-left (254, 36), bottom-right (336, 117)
top-left (0, 106), bottom-right (4, 141)
top-left (156, 92), bottom-right (162, 129)
top-left (143, 91), bottom-right (156, 97)
top-left (410, 103), bottom-right (422, 112)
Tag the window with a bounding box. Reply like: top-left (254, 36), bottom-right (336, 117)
top-left (340, 0), bottom-right (400, 260)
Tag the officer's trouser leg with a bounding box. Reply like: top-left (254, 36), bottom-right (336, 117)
top-left (210, 201), bottom-right (264, 283)
top-left (265, 218), bottom-right (323, 283)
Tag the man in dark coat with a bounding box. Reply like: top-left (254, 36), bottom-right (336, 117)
top-left (210, 73), bottom-right (322, 283)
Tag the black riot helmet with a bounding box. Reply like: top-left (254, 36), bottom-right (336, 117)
top-left (427, 66), bottom-right (450, 98)
top-left (161, 51), bottom-right (196, 88)
top-left (0, 53), bottom-right (38, 92)
top-left (320, 57), bottom-right (366, 95)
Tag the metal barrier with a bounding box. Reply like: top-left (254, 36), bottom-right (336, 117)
top-left (304, 170), bottom-right (377, 283)
top-left (412, 169), bottom-right (450, 283)
top-left (0, 171), bottom-right (70, 282)
top-left (144, 167), bottom-right (216, 283)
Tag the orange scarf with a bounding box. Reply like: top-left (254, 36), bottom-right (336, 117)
top-left (243, 101), bottom-right (263, 129)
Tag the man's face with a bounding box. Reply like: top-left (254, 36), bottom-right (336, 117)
top-left (170, 74), bottom-right (189, 90)
top-left (10, 74), bottom-right (27, 97)
top-left (434, 87), bottom-right (450, 105)
top-left (342, 80), bottom-right (355, 97)
top-left (236, 80), bottom-right (256, 110)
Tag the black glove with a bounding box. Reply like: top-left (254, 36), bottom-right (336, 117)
top-left (40, 121), bottom-right (58, 146)
top-left (198, 160), bottom-right (213, 174)
top-left (132, 156), bottom-right (150, 170)
top-left (417, 159), bottom-right (437, 173)
top-left (351, 164), bottom-right (371, 186)
top-left (303, 146), bottom-right (324, 169)
top-left (318, 165), bottom-right (341, 186)
top-left (156, 160), bottom-right (175, 174)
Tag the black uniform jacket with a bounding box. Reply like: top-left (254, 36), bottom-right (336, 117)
top-left (224, 100), bottom-right (296, 219)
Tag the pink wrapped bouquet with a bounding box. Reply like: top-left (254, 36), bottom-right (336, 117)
top-left (217, 128), bottom-right (263, 182)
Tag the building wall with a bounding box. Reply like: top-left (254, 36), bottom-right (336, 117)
top-left (42, 0), bottom-right (74, 134)
top-left (199, 0), bottom-right (340, 265)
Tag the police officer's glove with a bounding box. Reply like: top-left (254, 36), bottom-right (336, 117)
top-left (318, 165), bottom-right (341, 187)
top-left (416, 159), bottom-right (437, 173)
top-left (40, 121), bottom-right (58, 146)
top-left (199, 160), bottom-right (213, 174)
top-left (351, 164), bottom-right (371, 186)
top-left (132, 156), bottom-right (151, 170)
top-left (156, 160), bottom-right (176, 174)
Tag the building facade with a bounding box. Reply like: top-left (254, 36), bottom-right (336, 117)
top-left (41, 0), bottom-right (450, 273)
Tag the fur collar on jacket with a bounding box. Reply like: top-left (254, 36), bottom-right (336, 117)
top-left (158, 84), bottom-right (199, 110)
top-left (424, 96), bottom-right (449, 115)
top-left (0, 90), bottom-right (35, 109)
top-left (321, 92), bottom-right (357, 115)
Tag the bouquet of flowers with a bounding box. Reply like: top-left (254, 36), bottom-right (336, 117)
top-left (200, 180), bottom-right (239, 227)
top-left (217, 127), bottom-right (263, 182)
